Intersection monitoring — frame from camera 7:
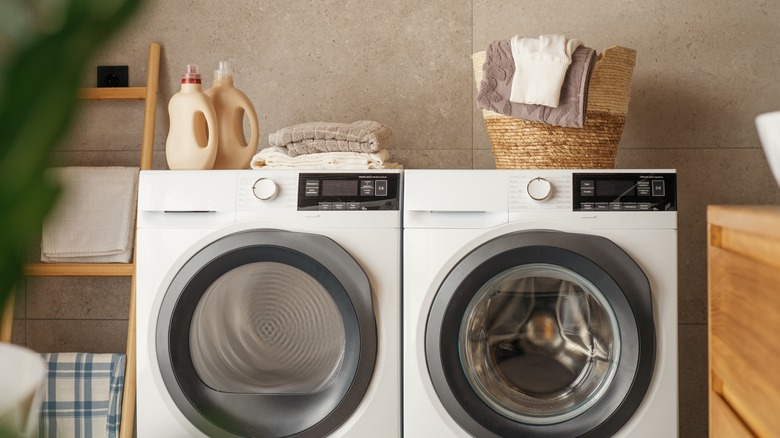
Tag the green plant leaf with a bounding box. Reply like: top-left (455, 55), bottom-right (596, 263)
top-left (0, 0), bottom-right (142, 320)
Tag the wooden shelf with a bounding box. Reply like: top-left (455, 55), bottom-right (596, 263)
top-left (78, 87), bottom-right (147, 100)
top-left (24, 263), bottom-right (134, 277)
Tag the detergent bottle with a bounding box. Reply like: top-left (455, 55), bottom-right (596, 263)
top-left (205, 61), bottom-right (260, 169)
top-left (165, 65), bottom-right (218, 170)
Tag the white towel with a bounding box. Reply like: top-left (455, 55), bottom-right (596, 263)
top-left (250, 147), bottom-right (403, 169)
top-left (41, 167), bottom-right (139, 263)
top-left (509, 34), bottom-right (583, 107)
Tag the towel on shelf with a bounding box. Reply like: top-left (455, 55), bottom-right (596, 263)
top-left (268, 120), bottom-right (393, 157)
top-left (41, 167), bottom-right (139, 263)
top-left (477, 39), bottom-right (596, 128)
top-left (509, 34), bottom-right (583, 107)
top-left (251, 146), bottom-right (403, 169)
top-left (39, 353), bottom-right (126, 438)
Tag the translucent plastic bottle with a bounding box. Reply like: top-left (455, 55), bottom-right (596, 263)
top-left (165, 65), bottom-right (218, 170)
top-left (205, 61), bottom-right (259, 169)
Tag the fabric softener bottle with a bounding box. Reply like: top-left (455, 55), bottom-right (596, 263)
top-left (165, 65), bottom-right (218, 170)
top-left (205, 61), bottom-right (259, 169)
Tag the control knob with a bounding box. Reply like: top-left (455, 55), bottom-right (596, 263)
top-left (252, 178), bottom-right (278, 201)
top-left (527, 177), bottom-right (552, 201)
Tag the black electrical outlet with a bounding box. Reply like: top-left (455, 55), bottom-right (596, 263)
top-left (97, 65), bottom-right (128, 87)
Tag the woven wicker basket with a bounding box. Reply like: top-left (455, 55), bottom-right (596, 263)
top-left (473, 46), bottom-right (636, 169)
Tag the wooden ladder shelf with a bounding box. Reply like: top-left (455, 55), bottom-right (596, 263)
top-left (1, 42), bottom-right (160, 438)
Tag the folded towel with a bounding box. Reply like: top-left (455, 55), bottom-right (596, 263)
top-left (509, 34), bottom-right (583, 107)
top-left (251, 146), bottom-right (403, 169)
top-left (39, 353), bottom-right (126, 438)
top-left (477, 40), bottom-right (596, 128)
top-left (268, 120), bottom-right (393, 157)
top-left (41, 167), bottom-right (139, 263)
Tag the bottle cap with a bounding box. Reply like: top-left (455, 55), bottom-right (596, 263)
top-left (182, 64), bottom-right (201, 84)
top-left (214, 61), bottom-right (233, 81)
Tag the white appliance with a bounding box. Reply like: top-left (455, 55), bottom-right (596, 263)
top-left (135, 169), bottom-right (401, 437)
top-left (403, 169), bottom-right (677, 438)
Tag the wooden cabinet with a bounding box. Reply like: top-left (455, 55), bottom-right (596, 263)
top-left (708, 205), bottom-right (780, 437)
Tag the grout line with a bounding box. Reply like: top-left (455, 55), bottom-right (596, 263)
top-left (471, 0), bottom-right (475, 169)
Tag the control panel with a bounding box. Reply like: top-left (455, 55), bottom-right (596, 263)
top-left (297, 172), bottom-right (401, 211)
top-left (572, 173), bottom-right (677, 212)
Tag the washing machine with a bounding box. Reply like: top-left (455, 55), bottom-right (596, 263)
top-left (135, 169), bottom-right (401, 437)
top-left (403, 169), bottom-right (677, 437)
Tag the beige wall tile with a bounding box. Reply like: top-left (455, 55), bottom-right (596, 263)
top-left (25, 320), bottom-right (128, 354)
top-left (25, 277), bottom-right (131, 320)
top-left (11, 320), bottom-right (25, 346)
top-left (12, 281), bottom-right (25, 318)
top-left (393, 149), bottom-right (472, 169)
top-left (679, 324), bottom-right (708, 438)
top-left (473, 148), bottom-right (495, 169)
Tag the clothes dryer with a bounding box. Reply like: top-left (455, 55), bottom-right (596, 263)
top-left (403, 169), bottom-right (677, 437)
top-left (136, 170), bottom-right (401, 437)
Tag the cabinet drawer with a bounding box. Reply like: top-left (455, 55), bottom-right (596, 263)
top-left (709, 245), bottom-right (780, 436)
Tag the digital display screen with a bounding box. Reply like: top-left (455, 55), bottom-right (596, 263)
top-left (322, 179), bottom-right (358, 197)
top-left (596, 180), bottom-right (636, 197)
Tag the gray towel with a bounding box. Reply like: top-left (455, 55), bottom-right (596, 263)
top-left (268, 120), bottom-right (393, 157)
top-left (477, 40), bottom-right (597, 128)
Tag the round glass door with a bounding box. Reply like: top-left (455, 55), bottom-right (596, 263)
top-left (156, 230), bottom-right (377, 438)
top-left (190, 262), bottom-right (346, 395)
top-left (426, 231), bottom-right (655, 438)
top-left (459, 264), bottom-right (620, 425)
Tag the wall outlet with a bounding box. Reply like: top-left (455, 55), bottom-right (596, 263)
top-left (97, 65), bottom-right (128, 87)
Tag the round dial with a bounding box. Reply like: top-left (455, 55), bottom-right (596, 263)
top-left (252, 178), bottom-right (278, 201)
top-left (527, 177), bottom-right (552, 201)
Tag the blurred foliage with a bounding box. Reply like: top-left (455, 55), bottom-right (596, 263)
top-left (0, 0), bottom-right (142, 324)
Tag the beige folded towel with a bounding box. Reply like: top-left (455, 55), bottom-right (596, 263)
top-left (268, 120), bottom-right (393, 157)
top-left (41, 167), bottom-right (139, 263)
top-left (251, 147), bottom-right (402, 169)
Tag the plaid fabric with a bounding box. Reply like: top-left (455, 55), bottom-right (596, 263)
top-left (38, 353), bottom-right (126, 438)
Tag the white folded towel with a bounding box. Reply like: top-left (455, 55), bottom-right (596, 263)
top-left (509, 34), bottom-right (583, 107)
top-left (41, 167), bottom-right (139, 263)
top-left (250, 147), bottom-right (403, 169)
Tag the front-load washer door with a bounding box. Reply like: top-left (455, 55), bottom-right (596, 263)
top-left (426, 230), bottom-right (655, 438)
top-left (155, 230), bottom-right (377, 438)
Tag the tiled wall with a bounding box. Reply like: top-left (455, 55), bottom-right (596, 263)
top-left (11, 1), bottom-right (780, 437)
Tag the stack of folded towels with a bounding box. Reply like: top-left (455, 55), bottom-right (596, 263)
top-left (251, 120), bottom-right (402, 169)
top-left (41, 167), bottom-right (139, 263)
top-left (476, 34), bottom-right (597, 128)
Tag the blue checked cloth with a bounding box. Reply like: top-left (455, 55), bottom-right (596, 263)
top-left (38, 353), bottom-right (126, 438)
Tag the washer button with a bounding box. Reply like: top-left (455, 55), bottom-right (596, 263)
top-left (652, 180), bottom-right (666, 197)
top-left (375, 180), bottom-right (388, 196)
top-left (360, 180), bottom-right (375, 196)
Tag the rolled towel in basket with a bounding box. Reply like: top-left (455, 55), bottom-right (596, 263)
top-left (41, 167), bottom-right (139, 263)
top-left (268, 120), bottom-right (393, 157)
top-left (477, 39), bottom-right (597, 128)
top-left (251, 146), bottom-right (402, 169)
top-left (509, 34), bottom-right (582, 107)
top-left (39, 353), bottom-right (126, 438)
